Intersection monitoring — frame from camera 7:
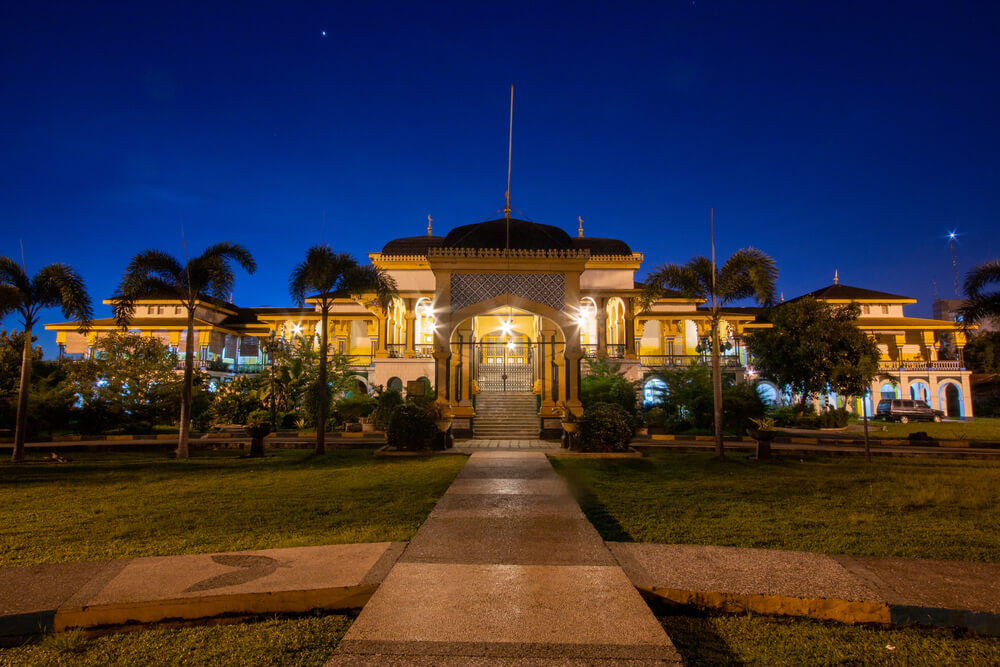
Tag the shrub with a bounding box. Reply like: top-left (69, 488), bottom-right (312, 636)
top-left (721, 383), bottom-right (766, 436)
top-left (643, 407), bottom-right (667, 428)
top-left (581, 375), bottom-right (637, 416)
top-left (818, 407), bottom-right (850, 428)
top-left (386, 402), bottom-right (437, 451)
top-left (335, 392), bottom-right (375, 422)
top-left (372, 388), bottom-right (403, 430)
top-left (576, 402), bottom-right (634, 452)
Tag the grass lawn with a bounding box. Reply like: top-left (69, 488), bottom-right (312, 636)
top-left (551, 450), bottom-right (1000, 561)
top-left (0, 449), bottom-right (466, 568)
top-left (850, 417), bottom-right (1000, 441)
top-left (0, 613), bottom-right (352, 667)
top-left (659, 611), bottom-right (1000, 666)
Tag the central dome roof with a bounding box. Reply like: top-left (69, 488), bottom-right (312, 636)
top-left (443, 218), bottom-right (573, 250)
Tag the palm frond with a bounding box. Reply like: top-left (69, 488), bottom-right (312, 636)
top-left (0, 284), bottom-right (23, 321)
top-left (641, 260), bottom-right (709, 309)
top-left (348, 264), bottom-right (398, 314)
top-left (112, 249), bottom-right (185, 327)
top-left (717, 248), bottom-right (778, 306)
top-left (288, 246), bottom-right (359, 304)
top-left (0, 256), bottom-right (31, 294)
top-left (963, 260), bottom-right (1000, 300)
top-left (32, 264), bottom-right (93, 332)
top-left (198, 242), bottom-right (257, 275)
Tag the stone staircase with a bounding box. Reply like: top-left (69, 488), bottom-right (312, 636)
top-left (473, 392), bottom-right (540, 439)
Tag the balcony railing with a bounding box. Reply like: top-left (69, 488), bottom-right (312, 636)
top-left (415, 344), bottom-right (434, 358)
top-left (878, 360), bottom-right (962, 371)
top-left (606, 344), bottom-right (627, 359)
top-left (387, 344), bottom-right (406, 358)
top-left (640, 354), bottom-right (743, 369)
top-left (582, 344), bottom-right (599, 357)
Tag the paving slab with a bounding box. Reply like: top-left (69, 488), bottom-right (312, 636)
top-left (327, 451), bottom-right (681, 664)
top-left (0, 561), bottom-right (123, 638)
top-left (401, 516), bottom-right (616, 566)
top-left (610, 542), bottom-right (890, 624)
top-left (53, 542), bottom-right (404, 630)
top-left (835, 555), bottom-right (1000, 634)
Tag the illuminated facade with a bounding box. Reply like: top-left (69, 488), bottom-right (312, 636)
top-left (46, 216), bottom-right (975, 431)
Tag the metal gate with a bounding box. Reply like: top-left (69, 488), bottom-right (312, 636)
top-left (474, 339), bottom-right (533, 392)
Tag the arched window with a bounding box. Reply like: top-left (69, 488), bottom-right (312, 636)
top-left (606, 297), bottom-right (626, 356)
top-left (414, 298), bottom-right (435, 347)
top-left (755, 382), bottom-right (779, 405)
top-left (643, 377), bottom-right (668, 407)
top-left (387, 377), bottom-right (403, 393)
top-left (880, 383), bottom-right (899, 399)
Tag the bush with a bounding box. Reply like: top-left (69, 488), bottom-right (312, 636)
top-left (818, 407), bottom-right (850, 428)
top-left (335, 393), bottom-right (375, 423)
top-left (581, 375), bottom-right (638, 416)
top-left (721, 383), bottom-right (766, 436)
top-left (372, 388), bottom-right (403, 430)
top-left (386, 402), bottom-right (438, 451)
top-left (643, 407), bottom-right (667, 428)
top-left (576, 402), bottom-right (634, 452)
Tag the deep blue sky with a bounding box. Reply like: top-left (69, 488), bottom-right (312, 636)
top-left (3, 1), bottom-right (999, 356)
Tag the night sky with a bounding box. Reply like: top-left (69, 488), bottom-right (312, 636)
top-left (3, 1), bottom-right (999, 356)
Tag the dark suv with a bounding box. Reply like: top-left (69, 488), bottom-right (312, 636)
top-left (876, 399), bottom-right (944, 423)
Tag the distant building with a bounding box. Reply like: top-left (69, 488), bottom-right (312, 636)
top-left (46, 215), bottom-right (976, 429)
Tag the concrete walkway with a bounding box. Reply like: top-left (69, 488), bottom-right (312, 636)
top-left (326, 451), bottom-right (682, 665)
top-left (454, 439), bottom-right (560, 451)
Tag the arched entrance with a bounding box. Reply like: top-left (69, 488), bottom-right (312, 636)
top-left (448, 306), bottom-right (569, 399)
top-left (941, 382), bottom-right (962, 417)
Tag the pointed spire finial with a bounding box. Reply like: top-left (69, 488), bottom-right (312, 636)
top-left (577, 216), bottom-right (584, 238)
top-left (834, 269), bottom-right (839, 285)
top-left (780, 291), bottom-right (784, 303)
top-left (427, 214), bottom-right (433, 237)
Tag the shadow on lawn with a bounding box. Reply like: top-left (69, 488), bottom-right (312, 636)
top-left (648, 599), bottom-right (744, 666)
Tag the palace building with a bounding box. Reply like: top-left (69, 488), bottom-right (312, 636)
top-left (46, 215), bottom-right (974, 435)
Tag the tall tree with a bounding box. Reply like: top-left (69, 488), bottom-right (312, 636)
top-left (289, 246), bottom-right (396, 455)
top-left (112, 243), bottom-right (256, 458)
top-left (745, 298), bottom-right (887, 462)
top-left (0, 258), bottom-right (92, 463)
top-left (642, 249), bottom-right (777, 458)
top-left (959, 259), bottom-right (1000, 326)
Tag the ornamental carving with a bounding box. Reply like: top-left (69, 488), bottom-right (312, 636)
top-left (450, 273), bottom-right (565, 313)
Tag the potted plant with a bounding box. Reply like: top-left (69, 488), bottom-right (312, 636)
top-left (747, 416), bottom-right (777, 460)
top-left (554, 401), bottom-right (578, 433)
top-left (428, 398), bottom-right (454, 432)
top-left (244, 410), bottom-right (272, 458)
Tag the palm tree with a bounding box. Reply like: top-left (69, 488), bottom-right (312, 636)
top-left (289, 246), bottom-right (396, 455)
top-left (112, 243), bottom-right (256, 458)
top-left (0, 258), bottom-right (92, 463)
top-left (642, 249), bottom-right (777, 458)
top-left (959, 259), bottom-right (1000, 326)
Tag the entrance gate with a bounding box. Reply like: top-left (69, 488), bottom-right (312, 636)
top-left (474, 339), bottom-right (533, 392)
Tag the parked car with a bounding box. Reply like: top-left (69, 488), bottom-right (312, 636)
top-left (876, 398), bottom-right (944, 423)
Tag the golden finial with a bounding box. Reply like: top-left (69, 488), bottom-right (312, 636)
top-left (834, 269), bottom-right (839, 285)
top-left (780, 291), bottom-right (784, 303)
top-left (427, 214), bottom-right (433, 237)
top-left (578, 216), bottom-right (584, 238)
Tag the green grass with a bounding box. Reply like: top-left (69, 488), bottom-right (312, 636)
top-left (0, 449), bottom-right (466, 567)
top-left (551, 450), bottom-right (1000, 561)
top-left (0, 613), bottom-right (352, 666)
top-left (853, 417), bottom-right (1000, 441)
top-left (660, 611), bottom-right (1000, 666)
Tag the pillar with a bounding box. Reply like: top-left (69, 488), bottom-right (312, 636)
top-left (596, 297), bottom-right (608, 358)
top-left (624, 298), bottom-right (637, 359)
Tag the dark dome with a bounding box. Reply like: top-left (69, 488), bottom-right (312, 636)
top-left (380, 235), bottom-right (444, 255)
top-left (443, 218), bottom-right (573, 250)
top-left (572, 237), bottom-right (632, 256)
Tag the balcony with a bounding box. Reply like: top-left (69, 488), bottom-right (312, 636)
top-left (878, 360), bottom-right (962, 372)
top-left (640, 354), bottom-right (743, 369)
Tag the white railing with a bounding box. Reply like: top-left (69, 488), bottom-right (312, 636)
top-left (878, 360), bottom-right (961, 371)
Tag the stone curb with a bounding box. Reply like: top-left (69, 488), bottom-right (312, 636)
top-left (609, 543), bottom-right (1000, 636)
top-left (643, 433), bottom-right (1000, 448)
top-left (0, 543), bottom-right (405, 640)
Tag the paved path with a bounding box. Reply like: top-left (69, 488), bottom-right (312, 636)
top-left (326, 451), bottom-right (682, 665)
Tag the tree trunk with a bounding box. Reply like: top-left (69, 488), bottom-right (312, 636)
top-left (315, 305), bottom-right (328, 455)
top-left (177, 308), bottom-right (195, 459)
top-left (269, 354), bottom-right (277, 431)
top-left (711, 317), bottom-right (724, 458)
top-left (11, 322), bottom-right (34, 464)
top-left (862, 393), bottom-right (871, 464)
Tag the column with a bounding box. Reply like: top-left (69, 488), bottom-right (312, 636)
top-left (405, 300), bottom-right (416, 358)
top-left (375, 315), bottom-right (388, 358)
top-left (624, 298), bottom-right (637, 359)
top-left (596, 297), bottom-right (608, 358)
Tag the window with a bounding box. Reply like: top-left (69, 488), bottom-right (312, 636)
top-left (881, 305), bottom-right (889, 315)
top-left (175, 306), bottom-right (182, 315)
top-left (862, 305), bottom-right (870, 315)
top-left (643, 378), bottom-right (668, 406)
top-left (158, 306), bottom-right (165, 314)
top-left (146, 306), bottom-right (155, 315)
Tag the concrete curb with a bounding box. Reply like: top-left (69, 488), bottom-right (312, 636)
top-left (0, 543), bottom-right (405, 640)
top-left (610, 543), bottom-right (1000, 636)
top-left (644, 433), bottom-right (1000, 448)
